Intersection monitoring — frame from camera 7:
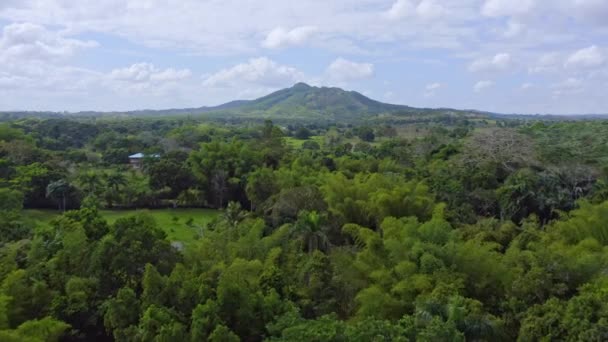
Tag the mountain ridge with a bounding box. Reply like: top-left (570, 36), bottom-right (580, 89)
top-left (1, 83), bottom-right (606, 122)
top-left (199, 82), bottom-right (423, 121)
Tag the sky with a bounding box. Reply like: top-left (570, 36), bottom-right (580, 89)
top-left (0, 0), bottom-right (607, 114)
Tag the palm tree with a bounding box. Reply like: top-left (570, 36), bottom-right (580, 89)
top-left (106, 171), bottom-right (127, 190)
top-left (222, 201), bottom-right (249, 230)
top-left (46, 179), bottom-right (70, 212)
top-left (78, 170), bottom-right (103, 197)
top-left (292, 211), bottom-right (331, 254)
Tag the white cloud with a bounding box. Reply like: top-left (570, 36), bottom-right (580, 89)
top-left (150, 68), bottom-right (192, 82)
top-left (386, 0), bottom-right (445, 20)
top-left (0, 22), bottom-right (97, 63)
top-left (203, 57), bottom-right (304, 88)
top-left (105, 63), bottom-right (192, 96)
top-left (529, 53), bottom-right (561, 74)
top-left (469, 53), bottom-right (512, 72)
top-left (109, 63), bottom-right (191, 83)
top-left (551, 77), bottom-right (584, 95)
top-left (415, 0), bottom-right (446, 20)
top-left (262, 26), bottom-right (317, 49)
top-left (109, 63), bottom-right (155, 82)
top-left (571, 0), bottom-right (608, 26)
top-left (386, 0), bottom-right (416, 20)
top-left (0, 63), bottom-right (102, 94)
top-left (0, 22), bottom-right (101, 99)
top-left (552, 78), bottom-right (583, 90)
top-left (0, 73), bottom-right (27, 88)
top-left (520, 82), bottom-right (533, 90)
top-left (325, 58), bottom-right (374, 82)
top-left (565, 46), bottom-right (605, 69)
top-left (474, 80), bottom-right (494, 93)
top-left (504, 20), bottom-right (524, 38)
top-left (481, 0), bottom-right (536, 17)
top-left (426, 82), bottom-right (442, 91)
top-left (424, 82), bottom-right (443, 97)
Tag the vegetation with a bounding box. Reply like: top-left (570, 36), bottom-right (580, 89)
top-left (2, 93), bottom-right (608, 341)
top-left (24, 209), bottom-right (218, 248)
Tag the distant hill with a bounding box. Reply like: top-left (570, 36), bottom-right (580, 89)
top-left (2, 83), bottom-right (606, 122)
top-left (196, 83), bottom-right (495, 122)
top-left (199, 82), bottom-right (415, 121)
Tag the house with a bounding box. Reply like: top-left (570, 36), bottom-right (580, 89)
top-left (128, 153), bottom-right (160, 169)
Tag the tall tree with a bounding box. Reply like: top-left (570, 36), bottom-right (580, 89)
top-left (292, 211), bottom-right (330, 254)
top-left (77, 171), bottom-right (103, 198)
top-left (46, 180), bottom-right (71, 212)
top-left (104, 171), bottom-right (127, 208)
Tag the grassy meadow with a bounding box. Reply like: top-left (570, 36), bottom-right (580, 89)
top-left (284, 135), bottom-right (324, 148)
top-left (24, 208), bottom-right (220, 248)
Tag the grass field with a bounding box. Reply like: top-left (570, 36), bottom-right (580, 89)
top-left (284, 135), bottom-right (324, 148)
top-left (24, 208), bottom-right (220, 248)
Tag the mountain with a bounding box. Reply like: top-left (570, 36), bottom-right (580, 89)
top-left (198, 82), bottom-right (416, 121)
top-left (7, 83), bottom-right (598, 123)
top-left (196, 83), bottom-right (497, 122)
top-left (1, 82), bottom-right (454, 122)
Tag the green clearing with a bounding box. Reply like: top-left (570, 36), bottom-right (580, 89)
top-left (24, 208), bottom-right (220, 248)
top-left (284, 135), bottom-right (324, 148)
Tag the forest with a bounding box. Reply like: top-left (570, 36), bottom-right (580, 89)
top-left (1, 115), bottom-right (608, 341)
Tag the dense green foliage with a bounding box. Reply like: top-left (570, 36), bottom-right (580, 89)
top-left (1, 116), bottom-right (608, 341)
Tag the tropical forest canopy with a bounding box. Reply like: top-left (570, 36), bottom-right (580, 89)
top-left (1, 96), bottom-right (608, 341)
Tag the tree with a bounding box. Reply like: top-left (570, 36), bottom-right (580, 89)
top-left (190, 300), bottom-right (221, 341)
top-left (462, 128), bottom-right (536, 173)
top-left (102, 287), bottom-right (140, 339)
top-left (0, 317), bottom-right (70, 342)
top-left (215, 259), bottom-right (266, 339)
top-left (189, 140), bottom-right (262, 208)
top-left (355, 126), bottom-right (375, 142)
top-left (296, 251), bottom-right (337, 317)
top-left (222, 202), bottom-right (249, 230)
top-left (90, 214), bottom-right (179, 296)
top-left (518, 278), bottom-right (608, 341)
top-left (148, 151), bottom-right (194, 199)
top-left (46, 180), bottom-right (71, 212)
top-left (141, 264), bottom-right (167, 309)
top-left (0, 189), bottom-right (23, 212)
top-left (324, 129), bottom-right (342, 148)
top-left (1, 270), bottom-right (53, 327)
top-left (322, 173), bottom-right (434, 228)
top-left (259, 120), bottom-right (287, 168)
top-left (294, 127), bottom-right (312, 140)
top-left (270, 186), bottom-right (328, 227)
top-left (103, 171), bottom-right (127, 208)
top-left (208, 324), bottom-right (240, 342)
top-left (77, 171), bottom-right (103, 198)
top-left (137, 305), bottom-right (187, 342)
top-left (212, 170), bottom-right (229, 209)
top-left (245, 167), bottom-right (278, 211)
top-left (102, 148), bottom-right (129, 165)
top-left (292, 211), bottom-right (330, 254)
top-left (122, 171), bottom-right (154, 208)
top-left (302, 141), bottom-right (320, 150)
top-left (10, 162), bottom-right (56, 208)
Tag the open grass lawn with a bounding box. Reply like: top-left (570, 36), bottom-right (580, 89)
top-left (284, 135), bottom-right (324, 148)
top-left (24, 208), bottom-right (220, 248)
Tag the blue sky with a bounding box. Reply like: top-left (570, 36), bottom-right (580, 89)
top-left (0, 0), bottom-right (607, 114)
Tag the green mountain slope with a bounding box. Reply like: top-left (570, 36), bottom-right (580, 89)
top-left (202, 82), bottom-right (417, 121)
